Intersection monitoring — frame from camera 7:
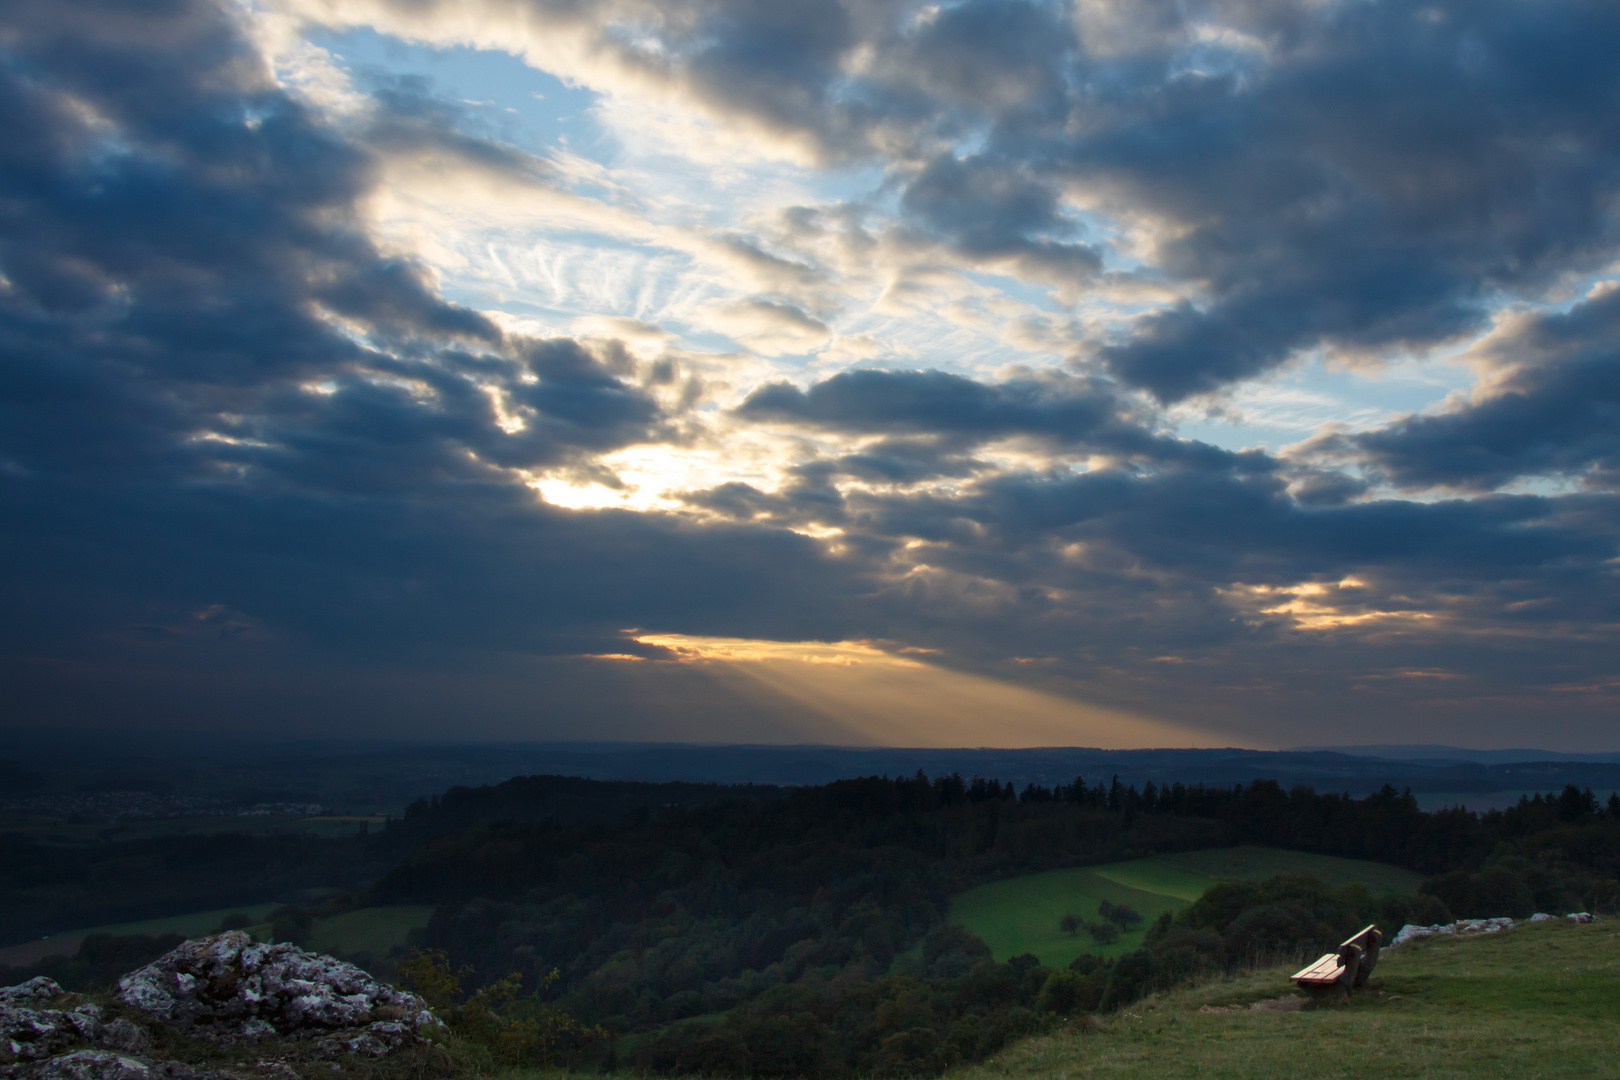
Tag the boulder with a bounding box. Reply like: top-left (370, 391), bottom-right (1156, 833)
top-left (0, 984), bottom-right (65, 1012)
top-left (116, 933), bottom-right (434, 1054)
top-left (3, 1050), bottom-right (234, 1080)
top-left (2, 995), bottom-right (139, 1067)
top-left (1388, 917), bottom-right (1515, 947)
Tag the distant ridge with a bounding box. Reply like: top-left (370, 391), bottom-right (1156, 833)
top-left (1292, 745), bottom-right (1620, 766)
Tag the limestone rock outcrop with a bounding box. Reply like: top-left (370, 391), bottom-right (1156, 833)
top-left (2, 933), bottom-right (440, 1079)
top-left (2, 981), bottom-right (150, 1069)
top-left (116, 933), bottom-right (434, 1057)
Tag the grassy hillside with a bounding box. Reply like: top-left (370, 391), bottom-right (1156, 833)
top-left (308, 905), bottom-right (433, 960)
top-left (945, 916), bottom-right (1619, 1080)
top-left (1146, 846), bottom-right (1425, 893)
top-left (950, 847), bottom-right (1425, 968)
top-left (949, 868), bottom-right (1182, 966)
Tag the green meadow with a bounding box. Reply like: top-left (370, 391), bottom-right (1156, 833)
top-left (950, 846), bottom-right (1425, 967)
top-left (77, 903), bottom-right (283, 940)
top-left (307, 905), bottom-right (434, 959)
top-left (944, 916), bottom-right (1620, 1080)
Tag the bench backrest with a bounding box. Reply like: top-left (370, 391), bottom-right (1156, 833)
top-left (1340, 924), bottom-right (1379, 951)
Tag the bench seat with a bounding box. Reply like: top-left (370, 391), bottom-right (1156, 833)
top-left (1290, 952), bottom-right (1347, 986)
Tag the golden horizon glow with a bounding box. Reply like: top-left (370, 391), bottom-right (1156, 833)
top-left (618, 633), bottom-right (1223, 749)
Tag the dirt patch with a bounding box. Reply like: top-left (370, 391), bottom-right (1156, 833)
top-left (1198, 995), bottom-right (1304, 1015)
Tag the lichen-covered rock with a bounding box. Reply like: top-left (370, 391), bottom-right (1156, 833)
top-left (1388, 916), bottom-right (1516, 947)
top-left (0, 1049), bottom-right (237, 1080)
top-left (0, 983), bottom-right (64, 1010)
top-left (115, 933), bottom-right (434, 1051)
top-left (1, 995), bottom-right (123, 1065)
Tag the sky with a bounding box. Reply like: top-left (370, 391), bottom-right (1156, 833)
top-left (2, 0), bottom-right (1618, 751)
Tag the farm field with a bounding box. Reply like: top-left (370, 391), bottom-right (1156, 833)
top-left (0, 813), bottom-right (321, 847)
top-left (306, 905), bottom-right (434, 960)
top-left (951, 847), bottom-right (1423, 968)
top-left (950, 868), bottom-right (1182, 966)
top-left (0, 901), bottom-right (431, 970)
top-left (0, 902), bottom-right (282, 967)
top-left (943, 915), bottom-right (1620, 1080)
top-left (1142, 846), bottom-right (1425, 894)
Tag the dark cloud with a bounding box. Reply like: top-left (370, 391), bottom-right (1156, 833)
top-left (739, 368), bottom-right (1128, 442)
top-left (1044, 1), bottom-right (1620, 399)
top-left (1353, 287), bottom-right (1620, 492)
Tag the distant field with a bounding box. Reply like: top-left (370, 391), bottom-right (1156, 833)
top-left (945, 916), bottom-right (1620, 1080)
top-left (0, 902), bottom-right (282, 967)
top-left (0, 901), bottom-right (433, 970)
top-left (0, 813), bottom-right (347, 846)
top-left (951, 846), bottom-right (1423, 968)
top-left (307, 906), bottom-right (434, 960)
top-left (950, 868), bottom-right (1185, 967)
top-left (1147, 846), bottom-right (1425, 894)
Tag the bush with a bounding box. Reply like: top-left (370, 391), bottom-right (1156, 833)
top-left (1098, 900), bottom-right (1142, 929)
top-left (1035, 968), bottom-right (1102, 1015)
top-left (268, 904), bottom-right (313, 946)
top-left (1085, 922), bottom-right (1120, 945)
top-left (396, 951), bottom-right (609, 1069)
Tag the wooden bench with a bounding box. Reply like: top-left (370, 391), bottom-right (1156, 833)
top-left (1290, 924), bottom-right (1381, 996)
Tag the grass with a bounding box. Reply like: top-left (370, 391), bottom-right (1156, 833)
top-left (0, 813), bottom-right (328, 846)
top-left (950, 847), bottom-right (1424, 968)
top-left (949, 868), bottom-right (1185, 967)
top-left (2, 902), bottom-right (431, 969)
top-left (309, 905), bottom-right (435, 960)
top-left (1150, 846), bottom-right (1425, 894)
top-left (0, 902), bottom-right (287, 967)
top-left (943, 916), bottom-right (1620, 1080)
top-left (49, 902), bottom-right (283, 943)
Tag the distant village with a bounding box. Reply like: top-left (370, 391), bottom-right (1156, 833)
top-left (0, 791), bottom-right (327, 822)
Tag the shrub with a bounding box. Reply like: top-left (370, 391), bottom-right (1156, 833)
top-left (1098, 900), bottom-right (1142, 929)
top-left (1085, 922), bottom-right (1120, 945)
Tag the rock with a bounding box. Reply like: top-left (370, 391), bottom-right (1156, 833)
top-left (115, 934), bottom-right (435, 1050)
top-left (2, 997), bottom-right (90, 1064)
top-left (1, 985), bottom-right (155, 1069)
top-left (19, 1051), bottom-right (152, 1080)
top-left (2, 1049), bottom-right (238, 1080)
top-left (0, 983), bottom-right (63, 1009)
top-left (1566, 912), bottom-right (1595, 923)
top-left (3, 933), bottom-right (433, 1080)
top-left (1388, 916), bottom-right (1516, 948)
top-left (1528, 912), bottom-right (1553, 922)
top-left (95, 1023), bottom-right (149, 1058)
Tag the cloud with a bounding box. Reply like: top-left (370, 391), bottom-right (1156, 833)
top-left (3, 0), bottom-right (1620, 751)
top-left (705, 299), bottom-right (832, 355)
top-left (1351, 284), bottom-right (1620, 492)
top-left (738, 368), bottom-right (1126, 443)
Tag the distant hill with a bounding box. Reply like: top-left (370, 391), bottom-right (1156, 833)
top-left (1293, 744), bottom-right (1620, 765)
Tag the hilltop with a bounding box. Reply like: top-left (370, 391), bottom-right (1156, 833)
top-left (946, 915), bottom-right (1618, 1080)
